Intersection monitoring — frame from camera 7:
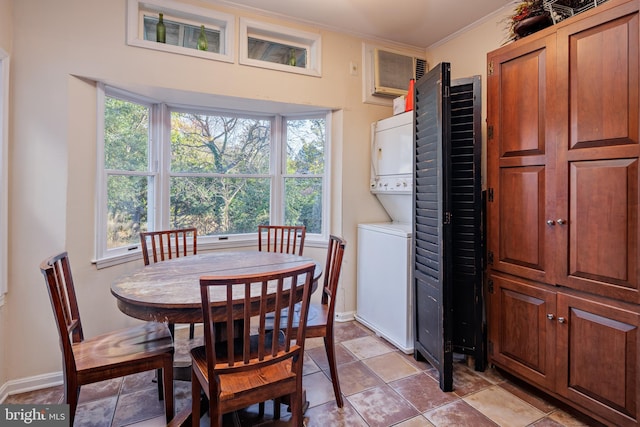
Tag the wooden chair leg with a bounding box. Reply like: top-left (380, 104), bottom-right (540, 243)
top-left (258, 401), bottom-right (265, 418)
top-left (189, 323), bottom-right (195, 339)
top-left (289, 390), bottom-right (302, 427)
top-left (191, 372), bottom-right (201, 427)
top-left (324, 335), bottom-right (344, 407)
top-left (273, 397), bottom-right (281, 420)
top-left (210, 400), bottom-right (223, 427)
top-left (232, 411), bottom-right (242, 427)
top-left (66, 381), bottom-right (79, 426)
top-left (162, 363), bottom-right (174, 423)
top-left (157, 368), bottom-right (164, 401)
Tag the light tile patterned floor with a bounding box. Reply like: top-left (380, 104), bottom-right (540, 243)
top-left (3, 321), bottom-right (605, 427)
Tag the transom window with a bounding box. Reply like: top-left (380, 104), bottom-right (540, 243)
top-left (239, 18), bottom-right (321, 77)
top-left (96, 86), bottom-right (328, 264)
top-left (143, 14), bottom-right (221, 53)
top-left (126, 0), bottom-right (234, 63)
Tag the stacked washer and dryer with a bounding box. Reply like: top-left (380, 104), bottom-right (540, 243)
top-left (355, 111), bottom-right (414, 353)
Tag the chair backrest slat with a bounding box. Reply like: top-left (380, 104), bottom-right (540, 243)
top-left (225, 284), bottom-right (235, 367)
top-left (258, 225), bottom-right (306, 256)
top-left (140, 227), bottom-right (197, 265)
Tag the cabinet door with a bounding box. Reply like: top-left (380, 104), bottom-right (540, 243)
top-left (486, 34), bottom-right (558, 285)
top-left (555, 1), bottom-right (640, 303)
top-left (488, 273), bottom-right (556, 391)
top-left (557, 292), bottom-right (639, 426)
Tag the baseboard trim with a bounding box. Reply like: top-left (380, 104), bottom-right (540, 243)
top-left (0, 371), bottom-right (63, 403)
top-left (335, 310), bottom-right (355, 322)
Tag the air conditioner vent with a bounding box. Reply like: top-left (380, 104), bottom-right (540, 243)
top-left (415, 58), bottom-right (427, 81)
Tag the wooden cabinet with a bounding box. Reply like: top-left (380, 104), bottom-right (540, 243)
top-left (554, 1), bottom-right (640, 302)
top-left (557, 292), bottom-right (639, 425)
top-left (487, 0), bottom-right (640, 425)
top-left (487, 273), bottom-right (557, 391)
top-left (486, 32), bottom-right (557, 286)
top-left (488, 272), bottom-right (640, 426)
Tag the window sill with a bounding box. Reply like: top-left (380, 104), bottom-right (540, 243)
top-left (93, 251), bottom-right (143, 270)
top-left (93, 235), bottom-right (327, 269)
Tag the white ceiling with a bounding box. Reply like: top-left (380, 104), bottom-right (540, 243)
top-left (212, 0), bottom-right (515, 49)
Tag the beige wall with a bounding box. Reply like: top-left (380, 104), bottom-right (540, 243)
top-left (426, 5), bottom-right (513, 188)
top-left (2, 0), bottom-right (514, 392)
top-left (2, 0), bottom-right (401, 387)
top-left (0, 0), bottom-right (12, 395)
top-left (0, 0), bottom-right (11, 47)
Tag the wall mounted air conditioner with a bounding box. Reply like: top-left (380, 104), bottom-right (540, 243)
top-left (373, 48), bottom-right (427, 97)
top-left (361, 43), bottom-right (428, 106)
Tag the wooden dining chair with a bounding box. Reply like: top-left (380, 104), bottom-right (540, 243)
top-left (191, 262), bottom-right (316, 427)
top-left (40, 252), bottom-right (175, 425)
top-left (140, 227), bottom-right (198, 339)
top-left (266, 234), bottom-right (347, 408)
top-left (258, 225), bottom-right (306, 256)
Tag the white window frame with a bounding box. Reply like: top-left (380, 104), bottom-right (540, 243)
top-left (126, 0), bottom-right (235, 63)
top-left (0, 50), bottom-right (8, 304)
top-left (239, 18), bottom-right (322, 77)
top-left (276, 114), bottom-right (329, 233)
top-left (95, 85), bottom-right (159, 267)
top-left (95, 86), bottom-right (330, 268)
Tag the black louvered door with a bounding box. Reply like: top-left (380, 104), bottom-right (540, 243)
top-left (449, 76), bottom-right (484, 371)
top-left (413, 66), bottom-right (484, 391)
top-left (413, 62), bottom-right (454, 392)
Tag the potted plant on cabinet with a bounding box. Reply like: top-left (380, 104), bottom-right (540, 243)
top-left (506, 0), bottom-right (553, 42)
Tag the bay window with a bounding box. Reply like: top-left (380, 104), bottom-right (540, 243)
top-left (96, 85), bottom-right (328, 265)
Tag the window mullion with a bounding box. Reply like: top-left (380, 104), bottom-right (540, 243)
top-left (271, 115), bottom-right (284, 225)
top-left (156, 103), bottom-right (170, 230)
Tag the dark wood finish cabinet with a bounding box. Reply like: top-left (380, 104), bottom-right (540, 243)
top-left (487, 0), bottom-right (640, 425)
top-left (554, 1), bottom-right (640, 302)
top-left (557, 292), bottom-right (639, 425)
top-left (488, 273), bottom-right (557, 391)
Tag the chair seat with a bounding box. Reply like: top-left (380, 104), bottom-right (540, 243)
top-left (191, 346), bottom-right (297, 402)
top-left (306, 303), bottom-right (329, 335)
top-left (73, 322), bottom-right (174, 374)
top-left (265, 303), bottom-right (329, 338)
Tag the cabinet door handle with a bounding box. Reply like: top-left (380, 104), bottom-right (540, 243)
top-left (557, 219), bottom-right (567, 225)
top-left (546, 220), bottom-right (555, 226)
top-left (558, 317), bottom-right (566, 323)
top-left (547, 313), bottom-right (555, 320)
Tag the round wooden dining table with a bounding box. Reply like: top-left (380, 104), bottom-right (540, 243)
top-left (111, 250), bottom-right (322, 325)
top-left (112, 250), bottom-right (320, 424)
